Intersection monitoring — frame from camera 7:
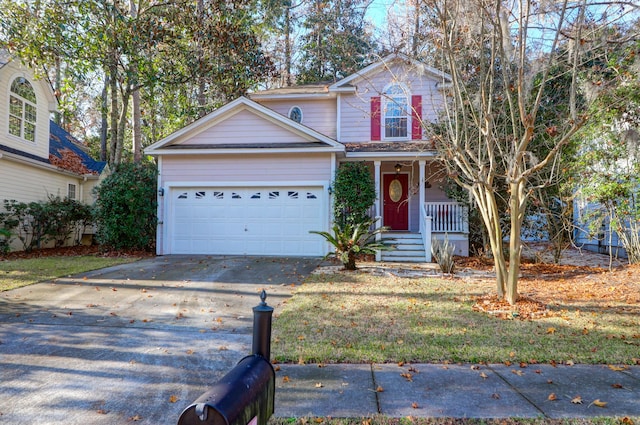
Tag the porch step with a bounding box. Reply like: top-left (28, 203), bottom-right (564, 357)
top-left (381, 233), bottom-right (428, 263)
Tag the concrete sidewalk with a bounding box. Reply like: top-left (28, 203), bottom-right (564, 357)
top-left (274, 362), bottom-right (640, 419)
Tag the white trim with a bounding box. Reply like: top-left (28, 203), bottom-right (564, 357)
top-left (345, 151), bottom-right (438, 160)
top-left (148, 146), bottom-right (344, 155)
top-left (250, 92), bottom-right (336, 100)
top-left (288, 105), bottom-right (303, 123)
top-left (336, 93), bottom-right (341, 141)
top-left (329, 53), bottom-right (452, 91)
top-left (419, 160), bottom-right (426, 233)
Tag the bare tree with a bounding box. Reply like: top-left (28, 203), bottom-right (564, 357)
top-left (425, 0), bottom-right (635, 304)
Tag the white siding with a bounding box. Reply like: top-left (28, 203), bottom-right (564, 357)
top-left (179, 109), bottom-right (314, 146)
top-left (339, 63), bottom-right (446, 143)
top-left (257, 98), bottom-right (337, 139)
top-left (0, 159), bottom-right (85, 204)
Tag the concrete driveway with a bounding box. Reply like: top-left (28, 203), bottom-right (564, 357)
top-left (0, 255), bottom-right (320, 424)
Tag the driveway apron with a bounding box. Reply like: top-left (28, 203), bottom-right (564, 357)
top-left (0, 255), bottom-right (320, 424)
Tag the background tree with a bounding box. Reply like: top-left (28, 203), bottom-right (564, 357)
top-left (424, 0), bottom-right (633, 304)
top-left (297, 0), bottom-right (377, 83)
top-left (571, 22), bottom-right (640, 264)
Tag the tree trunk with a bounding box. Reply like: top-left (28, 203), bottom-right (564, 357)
top-left (100, 74), bottom-right (109, 162)
top-left (284, 6), bottom-right (292, 86)
top-left (130, 0), bottom-right (142, 163)
top-left (344, 251), bottom-right (357, 270)
top-left (108, 64), bottom-right (118, 165)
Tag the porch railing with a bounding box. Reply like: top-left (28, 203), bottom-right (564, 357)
top-left (424, 202), bottom-right (469, 234)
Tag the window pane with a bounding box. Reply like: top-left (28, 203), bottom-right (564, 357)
top-left (385, 117), bottom-right (407, 138)
top-left (25, 103), bottom-right (37, 123)
top-left (9, 96), bottom-right (22, 116)
top-left (24, 123), bottom-right (36, 142)
top-left (11, 77), bottom-right (36, 103)
top-left (9, 116), bottom-right (21, 137)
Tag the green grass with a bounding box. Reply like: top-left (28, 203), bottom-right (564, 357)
top-left (0, 256), bottom-right (140, 291)
top-left (272, 272), bottom-right (639, 365)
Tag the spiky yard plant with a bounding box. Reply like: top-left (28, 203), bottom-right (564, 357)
top-left (310, 219), bottom-right (392, 270)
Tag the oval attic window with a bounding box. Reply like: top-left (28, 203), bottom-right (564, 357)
top-left (289, 106), bottom-right (303, 123)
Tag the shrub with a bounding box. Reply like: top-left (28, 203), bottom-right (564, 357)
top-left (93, 162), bottom-right (157, 251)
top-left (333, 162), bottom-right (376, 228)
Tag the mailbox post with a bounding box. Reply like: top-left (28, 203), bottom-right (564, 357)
top-left (178, 291), bottom-right (275, 425)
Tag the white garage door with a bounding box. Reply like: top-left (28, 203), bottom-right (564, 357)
top-left (168, 186), bottom-right (326, 256)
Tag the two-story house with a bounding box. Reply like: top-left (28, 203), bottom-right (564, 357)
top-left (0, 51), bottom-right (107, 250)
top-left (145, 54), bottom-right (469, 262)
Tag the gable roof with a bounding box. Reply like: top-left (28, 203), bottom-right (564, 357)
top-left (145, 96), bottom-right (344, 155)
top-left (329, 53), bottom-right (452, 91)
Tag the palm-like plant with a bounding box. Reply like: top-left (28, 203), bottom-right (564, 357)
top-left (310, 218), bottom-right (393, 270)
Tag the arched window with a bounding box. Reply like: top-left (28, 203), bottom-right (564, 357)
top-left (9, 77), bottom-right (37, 142)
top-left (383, 83), bottom-right (409, 139)
top-left (289, 106), bottom-right (303, 123)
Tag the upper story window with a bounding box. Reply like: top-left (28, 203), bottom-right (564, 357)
top-left (9, 77), bottom-right (37, 142)
top-left (289, 106), bottom-right (303, 123)
top-left (383, 84), bottom-right (409, 139)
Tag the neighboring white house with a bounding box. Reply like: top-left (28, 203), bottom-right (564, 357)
top-left (145, 53), bottom-right (470, 262)
top-left (0, 51), bottom-right (107, 250)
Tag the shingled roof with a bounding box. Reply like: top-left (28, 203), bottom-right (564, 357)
top-left (0, 121), bottom-right (106, 175)
top-left (48, 121), bottom-right (107, 175)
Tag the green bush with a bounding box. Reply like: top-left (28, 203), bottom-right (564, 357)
top-left (0, 197), bottom-right (93, 251)
top-left (333, 162), bottom-right (376, 228)
top-left (93, 162), bottom-right (157, 251)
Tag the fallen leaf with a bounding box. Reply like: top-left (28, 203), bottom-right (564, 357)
top-left (548, 393), bottom-right (557, 401)
top-left (282, 376), bottom-right (290, 383)
top-left (376, 386), bottom-right (384, 392)
top-left (400, 373), bottom-right (413, 382)
top-left (411, 402), bottom-right (419, 409)
top-left (470, 365), bottom-right (480, 370)
top-left (590, 399), bottom-right (608, 408)
top-left (129, 415), bottom-right (142, 421)
top-left (96, 409), bottom-right (108, 414)
top-left (491, 393), bottom-right (500, 399)
top-left (186, 349), bottom-right (194, 355)
top-left (611, 383), bottom-right (623, 389)
top-left (571, 396), bottom-right (583, 404)
top-left (566, 360), bottom-right (575, 366)
top-left (274, 365), bottom-right (281, 371)
top-left (315, 382), bottom-right (323, 388)
top-left (608, 365), bottom-right (627, 371)
top-left (314, 418), bottom-right (324, 423)
top-left (621, 417), bottom-right (634, 424)
top-left (546, 327), bottom-right (556, 334)
top-left (480, 372), bottom-right (488, 379)
top-left (169, 395), bottom-right (179, 403)
top-left (511, 369), bottom-right (524, 376)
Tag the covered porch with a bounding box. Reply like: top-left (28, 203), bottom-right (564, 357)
top-left (339, 154), bottom-right (469, 263)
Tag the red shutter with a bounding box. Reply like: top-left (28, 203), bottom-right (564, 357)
top-left (371, 96), bottom-right (381, 141)
top-left (411, 95), bottom-right (422, 140)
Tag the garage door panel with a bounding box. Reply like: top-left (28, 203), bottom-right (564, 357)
top-left (169, 186), bottom-right (325, 256)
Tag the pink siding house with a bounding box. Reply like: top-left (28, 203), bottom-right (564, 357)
top-left (145, 54), bottom-right (469, 261)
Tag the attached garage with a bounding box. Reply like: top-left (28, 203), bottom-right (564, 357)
top-left (145, 97), bottom-right (344, 257)
top-left (168, 186), bottom-right (326, 256)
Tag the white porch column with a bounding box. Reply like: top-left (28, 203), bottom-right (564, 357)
top-left (419, 160), bottom-right (426, 233)
top-left (374, 160), bottom-right (381, 261)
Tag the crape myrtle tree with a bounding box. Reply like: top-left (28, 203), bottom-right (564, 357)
top-left (423, 0), bottom-right (636, 305)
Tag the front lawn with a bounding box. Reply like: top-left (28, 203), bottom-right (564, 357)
top-left (0, 255), bottom-right (141, 291)
top-left (272, 266), bottom-right (640, 365)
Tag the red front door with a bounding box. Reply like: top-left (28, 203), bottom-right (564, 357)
top-left (383, 173), bottom-right (409, 230)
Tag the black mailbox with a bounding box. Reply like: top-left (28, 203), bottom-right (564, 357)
top-left (177, 290), bottom-right (275, 425)
top-left (177, 354), bottom-right (275, 425)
